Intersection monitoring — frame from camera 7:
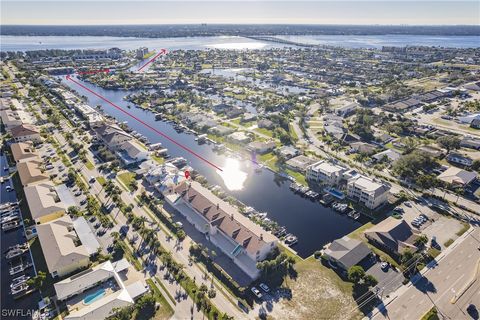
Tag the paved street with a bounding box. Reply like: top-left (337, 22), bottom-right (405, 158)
top-left (371, 227), bottom-right (480, 320)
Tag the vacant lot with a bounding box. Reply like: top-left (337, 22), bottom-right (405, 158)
top-left (263, 257), bottom-right (361, 320)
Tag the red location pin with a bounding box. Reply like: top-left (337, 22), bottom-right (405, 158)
top-left (184, 170), bottom-right (190, 179)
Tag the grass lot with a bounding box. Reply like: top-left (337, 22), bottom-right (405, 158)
top-left (117, 172), bottom-right (136, 191)
top-left (145, 279), bottom-right (175, 320)
top-left (96, 176), bottom-right (106, 186)
top-left (85, 159), bottom-right (95, 170)
top-left (421, 307), bottom-right (440, 320)
top-left (456, 222), bottom-right (470, 237)
top-left (289, 123), bottom-right (298, 140)
top-left (268, 257), bottom-right (360, 320)
top-left (151, 154), bottom-right (165, 164)
top-left (444, 238), bottom-right (454, 247)
top-left (254, 127), bottom-right (274, 137)
top-left (258, 152), bottom-right (280, 171)
top-left (285, 168), bottom-right (307, 186)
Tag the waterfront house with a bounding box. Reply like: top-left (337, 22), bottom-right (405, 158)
top-left (24, 182), bottom-right (66, 224)
top-left (11, 124), bottom-right (42, 143)
top-left (227, 131), bottom-right (251, 144)
top-left (286, 155), bottom-right (317, 173)
top-left (324, 236), bottom-right (372, 270)
top-left (364, 217), bottom-right (419, 256)
top-left (277, 145), bottom-right (300, 159)
top-left (164, 181), bottom-right (278, 280)
top-left (437, 167), bottom-right (477, 186)
top-left (55, 259), bottom-right (148, 320)
top-left (116, 140), bottom-right (149, 165)
top-left (247, 141), bottom-right (276, 154)
top-left (347, 175), bottom-right (390, 209)
top-left (10, 142), bottom-right (39, 163)
top-left (306, 160), bottom-right (347, 186)
top-left (17, 160), bottom-right (49, 186)
top-left (37, 215), bottom-right (90, 278)
top-left (208, 125), bottom-right (234, 136)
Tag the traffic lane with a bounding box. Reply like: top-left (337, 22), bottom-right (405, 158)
top-left (373, 228), bottom-right (480, 320)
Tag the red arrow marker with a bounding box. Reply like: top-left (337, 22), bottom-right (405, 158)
top-left (66, 76), bottom-right (223, 172)
top-left (137, 49), bottom-right (167, 72)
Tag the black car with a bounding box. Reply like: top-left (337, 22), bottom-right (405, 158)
top-left (467, 304), bottom-right (479, 320)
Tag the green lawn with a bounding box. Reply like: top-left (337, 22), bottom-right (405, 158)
top-left (96, 176), bottom-right (106, 186)
top-left (85, 159), bottom-right (95, 170)
top-left (152, 154), bottom-right (165, 164)
top-left (254, 127), bottom-right (274, 137)
top-left (117, 172), bottom-right (136, 191)
top-left (285, 168), bottom-right (307, 186)
top-left (145, 279), bottom-right (175, 320)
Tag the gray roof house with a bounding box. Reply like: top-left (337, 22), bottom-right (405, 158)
top-left (324, 236), bottom-right (371, 270)
top-left (364, 217), bottom-right (418, 255)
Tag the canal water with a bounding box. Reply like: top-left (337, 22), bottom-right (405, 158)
top-left (61, 77), bottom-right (361, 258)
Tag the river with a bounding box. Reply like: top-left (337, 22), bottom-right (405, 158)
top-left (61, 76), bottom-right (363, 258)
top-left (2, 34), bottom-right (479, 52)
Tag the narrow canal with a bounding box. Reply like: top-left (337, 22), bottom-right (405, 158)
top-left (62, 77), bottom-right (362, 258)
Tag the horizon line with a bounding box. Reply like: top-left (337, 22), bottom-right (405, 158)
top-left (2, 23), bottom-right (480, 27)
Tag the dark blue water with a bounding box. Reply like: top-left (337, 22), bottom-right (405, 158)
top-left (61, 77), bottom-right (361, 258)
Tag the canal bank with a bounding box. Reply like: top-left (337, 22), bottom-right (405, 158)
top-left (61, 77), bottom-right (363, 258)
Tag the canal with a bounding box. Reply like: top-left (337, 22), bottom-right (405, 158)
top-left (61, 77), bottom-right (362, 258)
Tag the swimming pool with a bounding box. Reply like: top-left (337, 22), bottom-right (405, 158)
top-left (83, 288), bottom-right (106, 305)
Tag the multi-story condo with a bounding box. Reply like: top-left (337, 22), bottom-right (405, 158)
top-left (164, 181), bottom-right (278, 280)
top-left (346, 175), bottom-right (390, 209)
top-left (306, 160), bottom-right (347, 186)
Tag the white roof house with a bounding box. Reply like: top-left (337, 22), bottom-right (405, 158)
top-left (347, 175), bottom-right (390, 209)
top-left (306, 160), bottom-right (346, 186)
top-left (437, 167), bottom-right (477, 186)
top-left (55, 259), bottom-right (148, 320)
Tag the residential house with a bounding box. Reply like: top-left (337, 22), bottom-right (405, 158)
top-left (55, 259), bottom-right (148, 320)
top-left (437, 167), bottom-right (477, 186)
top-left (417, 145), bottom-right (445, 159)
top-left (247, 141), bottom-right (276, 154)
top-left (37, 215), bottom-right (90, 277)
top-left (372, 149), bottom-right (401, 163)
top-left (446, 153), bottom-right (473, 167)
top-left (323, 236), bottom-right (372, 270)
top-left (306, 160), bottom-right (347, 186)
top-left (116, 140), bottom-right (149, 165)
top-left (335, 102), bottom-right (359, 118)
top-left (460, 137), bottom-right (480, 150)
top-left (227, 131), bottom-right (250, 144)
top-left (24, 182), bottom-right (66, 223)
top-left (349, 142), bottom-right (378, 155)
top-left (164, 181), bottom-right (278, 280)
top-left (277, 145), bottom-right (300, 159)
top-left (11, 124), bottom-right (42, 143)
top-left (208, 125), bottom-right (234, 136)
top-left (285, 155), bottom-right (317, 173)
top-left (258, 119), bottom-right (275, 129)
top-left (364, 217), bottom-right (419, 256)
top-left (347, 175), bottom-right (390, 209)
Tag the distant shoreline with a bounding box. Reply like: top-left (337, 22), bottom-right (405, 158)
top-left (2, 24), bottom-right (480, 38)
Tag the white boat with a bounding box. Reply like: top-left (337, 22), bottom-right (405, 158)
top-left (1, 213), bottom-right (20, 224)
top-left (9, 262), bottom-right (33, 275)
top-left (10, 275), bottom-right (30, 288)
top-left (2, 220), bottom-right (22, 231)
top-left (11, 283), bottom-right (29, 295)
top-left (6, 246), bottom-right (28, 259)
top-left (285, 234), bottom-right (298, 246)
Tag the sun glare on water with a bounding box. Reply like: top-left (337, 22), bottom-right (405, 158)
top-left (217, 158), bottom-right (248, 191)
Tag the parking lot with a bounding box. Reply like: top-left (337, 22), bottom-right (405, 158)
top-left (392, 201), bottom-right (465, 250)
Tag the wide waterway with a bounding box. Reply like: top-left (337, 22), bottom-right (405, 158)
top-left (2, 34), bottom-right (480, 52)
top-left (61, 76), bottom-right (362, 258)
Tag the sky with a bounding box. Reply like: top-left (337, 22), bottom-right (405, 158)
top-left (1, 1), bottom-right (479, 25)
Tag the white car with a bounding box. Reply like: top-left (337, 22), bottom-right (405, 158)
top-left (381, 262), bottom-right (389, 271)
top-left (251, 287), bottom-right (263, 299)
top-left (259, 283), bottom-right (270, 293)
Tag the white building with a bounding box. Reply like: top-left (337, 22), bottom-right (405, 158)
top-left (306, 160), bottom-right (347, 186)
top-left (347, 175), bottom-right (390, 209)
top-left (55, 259), bottom-right (148, 320)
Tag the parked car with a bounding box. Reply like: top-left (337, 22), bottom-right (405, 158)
top-left (74, 191), bottom-right (82, 197)
top-left (259, 283), bottom-right (270, 293)
top-left (381, 262), bottom-right (389, 271)
top-left (80, 199), bottom-right (87, 205)
top-left (251, 287), bottom-right (263, 299)
top-left (467, 304), bottom-right (478, 319)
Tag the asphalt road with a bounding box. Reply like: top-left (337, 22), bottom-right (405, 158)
top-left (372, 227), bottom-right (480, 320)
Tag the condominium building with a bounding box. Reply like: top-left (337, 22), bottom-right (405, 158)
top-left (346, 175), bottom-right (390, 209)
top-left (306, 160), bottom-right (347, 186)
